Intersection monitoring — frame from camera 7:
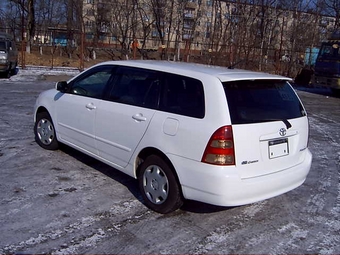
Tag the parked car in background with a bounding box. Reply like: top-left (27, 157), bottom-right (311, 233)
top-left (33, 60), bottom-right (312, 214)
top-left (313, 30), bottom-right (340, 94)
top-left (0, 32), bottom-right (18, 78)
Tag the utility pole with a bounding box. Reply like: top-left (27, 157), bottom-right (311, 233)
top-left (20, 0), bottom-right (26, 69)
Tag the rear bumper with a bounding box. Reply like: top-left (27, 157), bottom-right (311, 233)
top-left (0, 63), bottom-right (10, 72)
top-left (172, 149), bottom-right (312, 206)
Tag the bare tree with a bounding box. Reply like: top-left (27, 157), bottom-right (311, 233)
top-left (322, 0), bottom-right (340, 29)
top-left (26, 0), bottom-right (35, 52)
top-left (133, 0), bottom-right (155, 58)
top-left (0, 1), bottom-right (20, 36)
top-left (6, 0), bottom-right (35, 52)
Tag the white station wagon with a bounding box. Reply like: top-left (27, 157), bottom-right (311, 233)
top-left (34, 60), bottom-right (312, 213)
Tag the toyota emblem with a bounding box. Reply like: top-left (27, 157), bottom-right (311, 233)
top-left (279, 128), bottom-right (287, 136)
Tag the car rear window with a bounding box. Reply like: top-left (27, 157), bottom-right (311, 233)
top-left (223, 80), bottom-right (306, 124)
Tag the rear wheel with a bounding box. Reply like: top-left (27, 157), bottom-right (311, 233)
top-left (34, 112), bottom-right (59, 150)
top-left (138, 155), bottom-right (183, 214)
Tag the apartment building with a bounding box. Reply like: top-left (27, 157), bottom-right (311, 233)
top-left (81, 0), bottom-right (336, 60)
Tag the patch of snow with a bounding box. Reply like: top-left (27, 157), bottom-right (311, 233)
top-left (306, 193), bottom-right (325, 214)
top-left (277, 222), bottom-right (298, 233)
top-left (242, 201), bottom-right (268, 218)
top-left (53, 228), bottom-right (106, 254)
top-left (6, 66), bottom-right (80, 82)
top-left (24, 234), bottom-right (48, 245)
top-left (109, 200), bottom-right (141, 215)
top-left (0, 215), bottom-right (100, 253)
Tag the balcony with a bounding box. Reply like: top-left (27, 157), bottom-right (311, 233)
top-left (183, 22), bottom-right (194, 29)
top-left (183, 34), bottom-right (193, 40)
top-left (184, 12), bottom-right (194, 19)
top-left (185, 1), bottom-right (196, 9)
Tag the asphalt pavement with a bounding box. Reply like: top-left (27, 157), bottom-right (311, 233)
top-left (0, 70), bottom-right (339, 254)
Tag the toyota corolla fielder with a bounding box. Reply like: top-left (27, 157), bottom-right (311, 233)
top-left (34, 60), bottom-right (312, 213)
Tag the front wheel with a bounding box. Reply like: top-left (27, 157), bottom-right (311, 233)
top-left (138, 155), bottom-right (183, 214)
top-left (34, 112), bottom-right (59, 150)
top-left (4, 69), bottom-right (11, 78)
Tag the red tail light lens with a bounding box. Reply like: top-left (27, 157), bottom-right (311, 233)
top-left (201, 125), bottom-right (235, 165)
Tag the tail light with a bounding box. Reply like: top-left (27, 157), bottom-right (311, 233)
top-left (201, 125), bottom-right (235, 165)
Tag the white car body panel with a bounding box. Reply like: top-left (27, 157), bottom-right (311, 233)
top-left (95, 101), bottom-right (156, 168)
top-left (55, 94), bottom-right (98, 154)
top-left (34, 60), bottom-right (312, 208)
top-left (232, 117), bottom-right (309, 179)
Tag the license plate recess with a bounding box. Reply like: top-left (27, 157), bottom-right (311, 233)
top-left (268, 138), bottom-right (289, 159)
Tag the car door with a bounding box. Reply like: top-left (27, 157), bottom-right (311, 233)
top-left (55, 65), bottom-right (114, 155)
top-left (95, 66), bottom-right (160, 168)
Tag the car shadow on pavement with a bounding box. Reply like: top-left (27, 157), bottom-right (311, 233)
top-left (181, 200), bottom-right (236, 214)
top-left (59, 143), bottom-right (141, 201)
top-left (58, 143), bottom-right (234, 214)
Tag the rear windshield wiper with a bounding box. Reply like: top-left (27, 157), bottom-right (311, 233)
top-left (264, 118), bottom-right (292, 129)
top-left (240, 118), bottom-right (292, 129)
top-left (282, 119), bottom-right (292, 129)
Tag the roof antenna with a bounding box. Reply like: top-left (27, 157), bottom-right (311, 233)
top-left (228, 59), bottom-right (244, 69)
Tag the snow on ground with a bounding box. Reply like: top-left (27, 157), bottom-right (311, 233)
top-left (7, 66), bottom-right (81, 82)
top-left (1, 68), bottom-right (339, 254)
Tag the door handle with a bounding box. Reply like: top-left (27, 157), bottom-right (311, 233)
top-left (132, 113), bottom-right (147, 122)
top-left (86, 103), bottom-right (96, 110)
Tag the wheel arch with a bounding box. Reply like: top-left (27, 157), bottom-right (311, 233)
top-left (34, 106), bottom-right (50, 121)
top-left (135, 147), bottom-right (183, 192)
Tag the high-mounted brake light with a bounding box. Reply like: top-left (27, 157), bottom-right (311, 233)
top-left (201, 125), bottom-right (235, 165)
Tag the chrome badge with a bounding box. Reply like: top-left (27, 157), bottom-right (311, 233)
top-left (279, 128), bottom-right (287, 136)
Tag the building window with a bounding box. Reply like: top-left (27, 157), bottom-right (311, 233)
top-left (86, 8), bottom-right (95, 16)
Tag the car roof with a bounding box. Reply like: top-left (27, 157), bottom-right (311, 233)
top-left (95, 60), bottom-right (291, 82)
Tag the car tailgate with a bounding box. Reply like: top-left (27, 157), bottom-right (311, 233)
top-left (232, 117), bottom-right (309, 179)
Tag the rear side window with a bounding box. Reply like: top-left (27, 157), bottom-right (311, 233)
top-left (223, 80), bottom-right (306, 124)
top-left (160, 74), bottom-right (205, 118)
top-left (108, 66), bottom-right (160, 109)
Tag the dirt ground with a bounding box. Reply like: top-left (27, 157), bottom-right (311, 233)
top-left (17, 45), bottom-right (163, 70)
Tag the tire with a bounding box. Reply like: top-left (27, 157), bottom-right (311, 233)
top-left (331, 88), bottom-right (340, 96)
top-left (10, 62), bottom-right (18, 75)
top-left (138, 155), bottom-right (184, 214)
top-left (34, 112), bottom-right (59, 150)
top-left (5, 69), bottom-right (11, 78)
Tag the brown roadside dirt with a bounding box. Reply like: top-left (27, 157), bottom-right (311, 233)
top-left (17, 45), bottom-right (161, 70)
top-left (19, 50), bottom-right (105, 69)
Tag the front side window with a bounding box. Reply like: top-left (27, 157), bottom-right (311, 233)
top-left (223, 80), bottom-right (305, 124)
top-left (70, 66), bottom-right (113, 99)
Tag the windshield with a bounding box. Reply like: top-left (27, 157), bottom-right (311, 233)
top-left (318, 43), bottom-right (340, 60)
top-left (223, 80), bottom-right (306, 125)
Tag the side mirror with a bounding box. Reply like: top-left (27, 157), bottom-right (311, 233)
top-left (56, 81), bottom-right (69, 93)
